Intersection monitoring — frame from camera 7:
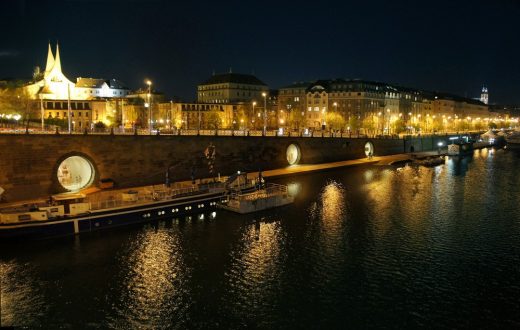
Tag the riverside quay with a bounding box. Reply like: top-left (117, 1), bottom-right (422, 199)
top-left (0, 129), bottom-right (481, 202)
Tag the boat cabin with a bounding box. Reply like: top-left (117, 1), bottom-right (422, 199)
top-left (51, 193), bottom-right (91, 216)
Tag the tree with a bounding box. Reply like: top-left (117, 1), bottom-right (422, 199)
top-left (391, 118), bottom-right (406, 134)
top-left (287, 109), bottom-right (306, 130)
top-left (205, 110), bottom-right (222, 129)
top-left (325, 111), bottom-right (345, 131)
top-left (348, 115), bottom-right (361, 132)
top-left (362, 116), bottom-right (376, 135)
top-left (93, 121), bottom-right (107, 132)
top-left (0, 88), bottom-right (34, 128)
top-left (474, 121), bottom-right (484, 131)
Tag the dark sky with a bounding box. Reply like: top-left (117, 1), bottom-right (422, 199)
top-left (1, 0), bottom-right (519, 103)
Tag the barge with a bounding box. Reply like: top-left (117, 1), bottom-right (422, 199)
top-left (220, 183), bottom-right (294, 214)
top-left (0, 184), bottom-right (228, 240)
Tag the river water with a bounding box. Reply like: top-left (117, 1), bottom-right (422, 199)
top-left (1, 148), bottom-right (519, 329)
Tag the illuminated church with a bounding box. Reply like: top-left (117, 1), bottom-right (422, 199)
top-left (24, 43), bottom-right (130, 100)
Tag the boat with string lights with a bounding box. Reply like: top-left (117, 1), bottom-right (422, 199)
top-left (0, 172), bottom-right (263, 240)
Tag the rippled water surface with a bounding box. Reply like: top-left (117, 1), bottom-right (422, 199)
top-left (2, 148), bottom-right (520, 328)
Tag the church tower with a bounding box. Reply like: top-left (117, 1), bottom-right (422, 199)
top-left (480, 86), bottom-right (489, 105)
top-left (44, 42), bottom-right (55, 77)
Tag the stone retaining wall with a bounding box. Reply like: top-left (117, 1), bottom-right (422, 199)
top-left (0, 134), bottom-right (412, 201)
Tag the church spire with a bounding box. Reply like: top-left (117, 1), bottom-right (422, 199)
top-left (44, 42), bottom-right (55, 76)
top-left (53, 42), bottom-right (62, 73)
top-left (480, 86), bottom-right (489, 105)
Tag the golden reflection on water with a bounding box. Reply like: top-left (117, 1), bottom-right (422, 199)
top-left (225, 219), bottom-right (283, 314)
top-left (320, 181), bottom-right (345, 221)
top-left (309, 181), bottom-right (347, 256)
top-left (363, 165), bottom-right (439, 238)
top-left (0, 261), bottom-right (46, 327)
top-left (114, 228), bottom-right (186, 327)
top-left (236, 220), bottom-right (281, 283)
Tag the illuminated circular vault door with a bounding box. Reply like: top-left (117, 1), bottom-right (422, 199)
top-left (364, 142), bottom-right (374, 157)
top-left (57, 156), bottom-right (95, 191)
top-left (286, 144), bottom-right (301, 165)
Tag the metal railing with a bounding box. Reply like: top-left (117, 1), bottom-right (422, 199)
top-left (230, 183), bottom-right (290, 201)
top-left (0, 126), bottom-right (489, 140)
top-left (88, 184), bottom-right (207, 211)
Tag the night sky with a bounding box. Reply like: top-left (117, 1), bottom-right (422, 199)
top-left (1, 0), bottom-right (519, 103)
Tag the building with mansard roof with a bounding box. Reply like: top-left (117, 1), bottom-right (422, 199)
top-left (197, 72), bottom-right (268, 104)
top-left (278, 79), bottom-right (489, 133)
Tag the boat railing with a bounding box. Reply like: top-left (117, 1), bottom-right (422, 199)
top-left (231, 183), bottom-right (290, 201)
top-left (88, 185), bottom-right (212, 211)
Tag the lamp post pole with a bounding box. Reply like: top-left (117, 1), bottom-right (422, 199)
top-left (121, 99), bottom-right (125, 133)
top-left (169, 100), bottom-right (173, 131)
top-left (262, 92), bottom-right (267, 135)
top-left (67, 84), bottom-right (72, 133)
top-left (40, 94), bottom-right (44, 131)
top-left (252, 101), bottom-right (256, 131)
top-left (333, 102), bottom-right (337, 133)
top-left (146, 80), bottom-right (152, 134)
top-left (386, 108), bottom-right (391, 135)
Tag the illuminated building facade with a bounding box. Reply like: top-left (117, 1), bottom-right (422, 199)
top-left (278, 79), bottom-right (490, 133)
top-left (24, 43), bottom-right (130, 101)
top-left (480, 86), bottom-right (489, 105)
top-left (197, 73), bottom-right (269, 104)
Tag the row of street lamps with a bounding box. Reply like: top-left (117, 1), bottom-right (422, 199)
top-left (143, 80), bottom-right (268, 134)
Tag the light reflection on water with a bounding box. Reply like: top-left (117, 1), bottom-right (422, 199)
top-left (1, 148), bottom-right (520, 328)
top-left (105, 229), bottom-right (189, 328)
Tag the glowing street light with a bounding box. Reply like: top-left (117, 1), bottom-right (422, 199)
top-left (146, 80), bottom-right (152, 134)
top-left (252, 101), bottom-right (256, 130)
top-left (262, 92), bottom-right (267, 135)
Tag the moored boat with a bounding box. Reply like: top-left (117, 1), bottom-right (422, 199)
top-left (0, 182), bottom-right (231, 240)
top-left (505, 131), bottom-right (520, 150)
top-left (448, 142), bottom-right (474, 156)
top-left (219, 183), bottom-right (294, 214)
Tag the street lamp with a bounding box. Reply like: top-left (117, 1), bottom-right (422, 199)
top-left (252, 101), bottom-right (256, 131)
top-left (40, 94), bottom-right (44, 131)
top-left (262, 92), bottom-right (267, 135)
top-left (146, 80), bottom-right (152, 134)
top-left (386, 108), bottom-right (391, 134)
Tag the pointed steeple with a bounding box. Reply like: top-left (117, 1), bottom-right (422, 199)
top-left (44, 42), bottom-right (54, 76)
top-left (53, 42), bottom-right (62, 73)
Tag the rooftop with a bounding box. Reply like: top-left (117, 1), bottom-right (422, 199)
top-left (200, 73), bottom-right (267, 86)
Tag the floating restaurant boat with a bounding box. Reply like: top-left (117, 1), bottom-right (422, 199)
top-left (0, 171), bottom-right (293, 240)
top-left (219, 183), bottom-right (294, 214)
top-left (447, 136), bottom-right (474, 156)
top-left (0, 184), bottom-right (228, 240)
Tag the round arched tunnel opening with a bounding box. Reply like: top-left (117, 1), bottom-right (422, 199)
top-left (364, 142), bottom-right (374, 157)
top-left (57, 155), bottom-right (95, 191)
top-left (286, 143), bottom-right (301, 165)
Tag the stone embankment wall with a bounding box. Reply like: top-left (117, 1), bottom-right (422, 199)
top-left (0, 134), bottom-right (449, 202)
